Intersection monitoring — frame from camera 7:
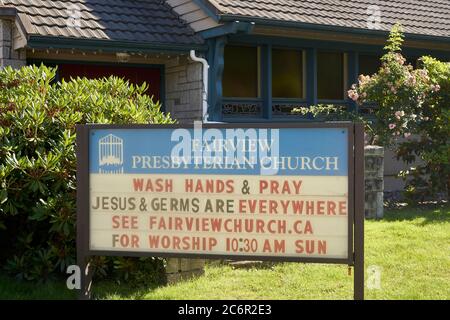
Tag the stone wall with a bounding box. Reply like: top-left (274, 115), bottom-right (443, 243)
top-left (162, 56), bottom-right (205, 282)
top-left (165, 56), bottom-right (203, 123)
top-left (365, 146), bottom-right (384, 219)
top-left (0, 18), bottom-right (25, 68)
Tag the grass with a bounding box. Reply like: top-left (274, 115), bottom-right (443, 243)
top-left (0, 204), bottom-right (449, 300)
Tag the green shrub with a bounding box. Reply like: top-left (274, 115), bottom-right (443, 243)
top-left (349, 24), bottom-right (450, 199)
top-left (0, 65), bottom-right (174, 283)
top-left (291, 105), bottom-right (374, 141)
top-left (291, 104), bottom-right (364, 121)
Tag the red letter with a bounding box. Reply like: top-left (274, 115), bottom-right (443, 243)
top-left (112, 216), bottom-right (120, 228)
top-left (327, 201), bottom-right (336, 215)
top-left (259, 180), bottom-right (268, 193)
top-left (133, 179), bottom-right (144, 191)
top-left (185, 179), bottom-right (193, 192)
top-left (339, 201), bottom-right (347, 215)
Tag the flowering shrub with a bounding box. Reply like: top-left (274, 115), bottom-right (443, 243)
top-left (291, 104), bottom-right (366, 122)
top-left (349, 24), bottom-right (450, 199)
top-left (0, 65), bottom-right (173, 282)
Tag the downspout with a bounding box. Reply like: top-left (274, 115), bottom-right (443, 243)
top-left (189, 50), bottom-right (209, 122)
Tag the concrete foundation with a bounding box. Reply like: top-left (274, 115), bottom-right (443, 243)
top-left (165, 258), bottom-right (205, 284)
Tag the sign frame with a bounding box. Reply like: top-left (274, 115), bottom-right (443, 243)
top-left (76, 122), bottom-right (364, 299)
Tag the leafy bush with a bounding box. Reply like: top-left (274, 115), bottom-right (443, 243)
top-left (292, 104), bottom-right (364, 121)
top-left (348, 24), bottom-right (450, 199)
top-left (0, 65), bottom-right (174, 282)
top-left (291, 105), bottom-right (376, 143)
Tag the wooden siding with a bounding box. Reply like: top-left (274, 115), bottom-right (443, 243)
top-left (166, 0), bottom-right (220, 32)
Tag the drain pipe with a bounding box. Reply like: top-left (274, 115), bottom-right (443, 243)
top-left (189, 50), bottom-right (209, 122)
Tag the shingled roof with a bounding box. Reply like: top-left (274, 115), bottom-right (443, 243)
top-left (2, 0), bottom-right (204, 49)
top-left (210, 0), bottom-right (450, 39)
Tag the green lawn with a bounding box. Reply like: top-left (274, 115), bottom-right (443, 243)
top-left (1, 204), bottom-right (449, 300)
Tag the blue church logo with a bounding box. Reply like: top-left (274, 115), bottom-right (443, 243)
top-left (98, 134), bottom-right (124, 174)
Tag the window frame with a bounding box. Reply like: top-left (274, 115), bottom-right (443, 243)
top-left (219, 42), bottom-right (357, 122)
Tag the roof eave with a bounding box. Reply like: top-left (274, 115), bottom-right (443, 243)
top-left (0, 6), bottom-right (17, 20)
top-left (26, 35), bottom-right (208, 54)
top-left (192, 0), bottom-right (221, 22)
top-left (218, 14), bottom-right (450, 46)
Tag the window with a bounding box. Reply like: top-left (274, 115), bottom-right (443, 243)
top-left (359, 54), bottom-right (381, 76)
top-left (272, 49), bottom-right (304, 98)
top-left (317, 51), bottom-right (345, 100)
top-left (223, 45), bottom-right (259, 98)
top-left (56, 63), bottom-right (162, 101)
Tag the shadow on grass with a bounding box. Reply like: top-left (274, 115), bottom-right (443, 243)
top-left (382, 202), bottom-right (449, 225)
top-left (92, 280), bottom-right (164, 300)
top-left (0, 273), bottom-right (167, 300)
top-left (0, 275), bottom-right (76, 300)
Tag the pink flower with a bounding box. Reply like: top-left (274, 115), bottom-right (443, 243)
top-left (389, 123), bottom-right (396, 130)
top-left (407, 75), bottom-right (416, 86)
top-left (432, 84), bottom-right (441, 92)
top-left (395, 53), bottom-right (405, 65)
top-left (419, 69), bottom-right (428, 77)
top-left (395, 111), bottom-right (405, 119)
top-left (347, 90), bottom-right (359, 101)
top-left (358, 75), bottom-right (370, 85)
top-left (404, 133), bottom-right (411, 138)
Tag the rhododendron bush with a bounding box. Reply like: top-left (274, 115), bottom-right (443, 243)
top-left (350, 24), bottom-right (449, 199)
top-left (0, 65), bottom-right (172, 282)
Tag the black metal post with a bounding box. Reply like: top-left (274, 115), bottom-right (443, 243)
top-left (354, 123), bottom-right (365, 300)
top-left (76, 125), bottom-right (92, 300)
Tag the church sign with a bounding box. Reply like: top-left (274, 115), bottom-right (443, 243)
top-left (76, 123), bottom-right (365, 299)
